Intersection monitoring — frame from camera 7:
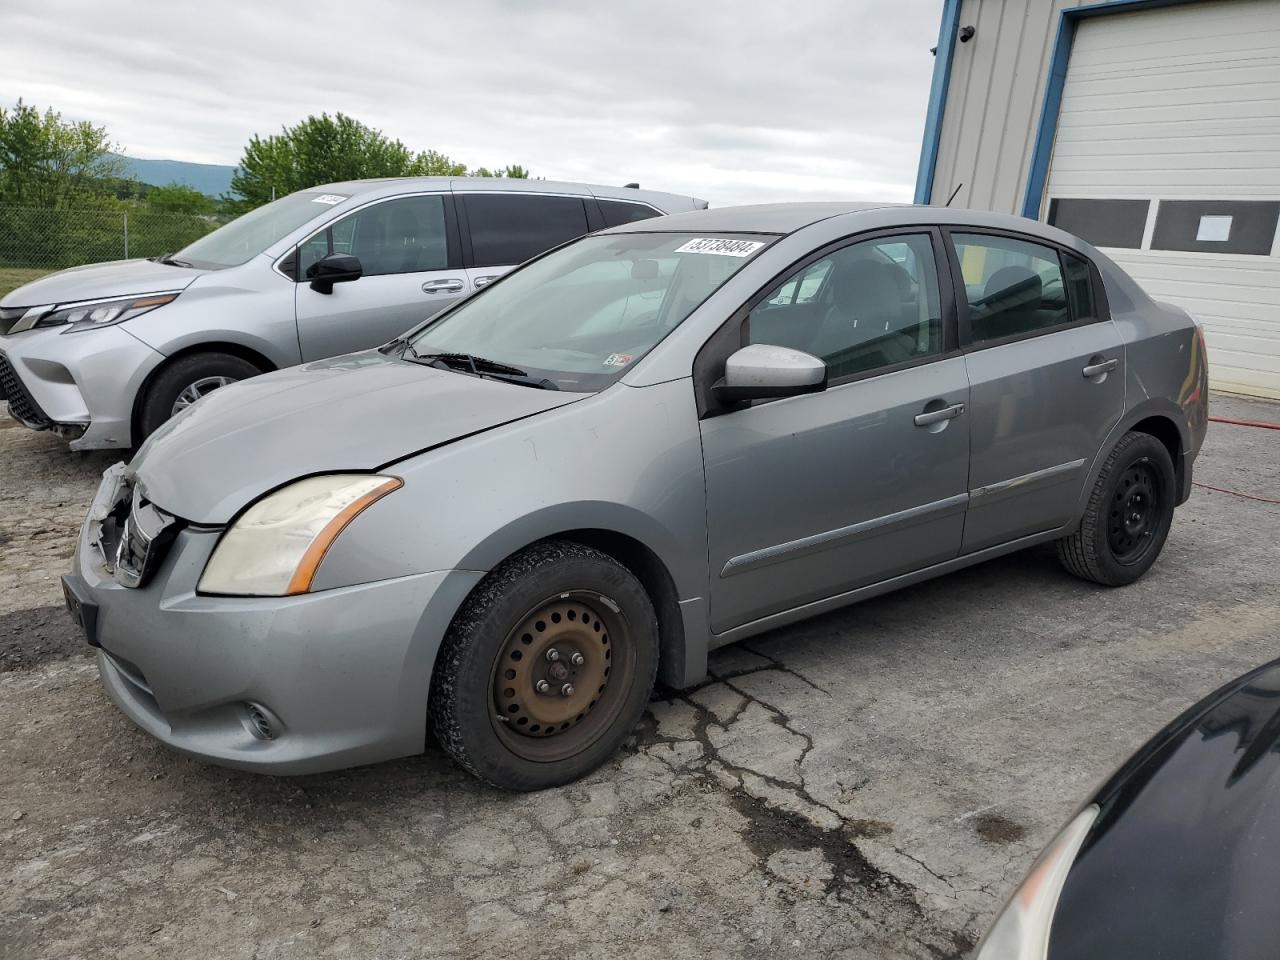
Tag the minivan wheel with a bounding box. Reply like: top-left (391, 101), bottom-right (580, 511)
top-left (138, 352), bottom-right (262, 442)
top-left (430, 540), bottom-right (658, 791)
top-left (1056, 431), bottom-right (1177, 587)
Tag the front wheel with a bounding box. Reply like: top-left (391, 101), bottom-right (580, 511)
top-left (137, 351), bottom-right (262, 442)
top-left (1057, 431), bottom-right (1177, 586)
top-left (430, 540), bottom-right (658, 790)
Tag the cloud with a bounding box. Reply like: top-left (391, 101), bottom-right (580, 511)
top-left (1, 0), bottom-right (941, 205)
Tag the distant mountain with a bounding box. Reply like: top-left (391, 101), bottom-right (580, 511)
top-left (116, 155), bottom-right (237, 197)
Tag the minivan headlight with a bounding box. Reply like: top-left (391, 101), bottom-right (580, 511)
top-left (35, 292), bottom-right (180, 333)
top-left (973, 804), bottom-right (1099, 960)
top-left (198, 475), bottom-right (402, 597)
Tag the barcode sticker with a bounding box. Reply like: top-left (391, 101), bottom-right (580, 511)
top-left (674, 237), bottom-right (765, 258)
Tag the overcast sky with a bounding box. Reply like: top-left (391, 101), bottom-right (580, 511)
top-left (2, 1), bottom-right (942, 206)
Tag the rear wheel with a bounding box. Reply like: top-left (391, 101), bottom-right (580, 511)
top-left (430, 540), bottom-right (658, 790)
top-left (1057, 431), bottom-right (1176, 586)
top-left (138, 352), bottom-right (261, 442)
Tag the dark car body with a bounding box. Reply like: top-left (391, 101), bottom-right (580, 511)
top-left (1049, 659), bottom-right (1280, 960)
top-left (981, 658), bottom-right (1280, 959)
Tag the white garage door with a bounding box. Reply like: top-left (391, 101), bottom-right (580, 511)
top-left (1043, 0), bottom-right (1280, 399)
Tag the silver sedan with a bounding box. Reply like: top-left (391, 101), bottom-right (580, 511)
top-left (62, 202), bottom-right (1209, 790)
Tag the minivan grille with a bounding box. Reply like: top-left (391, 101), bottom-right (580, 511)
top-left (0, 351), bottom-right (51, 428)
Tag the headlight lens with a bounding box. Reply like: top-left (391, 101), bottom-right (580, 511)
top-left (198, 475), bottom-right (402, 597)
top-left (974, 804), bottom-right (1099, 960)
top-left (34, 292), bottom-right (179, 333)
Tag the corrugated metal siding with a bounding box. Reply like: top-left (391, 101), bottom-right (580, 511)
top-left (930, 0), bottom-right (1084, 211)
top-left (1048, 0), bottom-right (1280, 398)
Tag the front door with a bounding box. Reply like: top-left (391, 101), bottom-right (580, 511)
top-left (295, 193), bottom-right (469, 361)
top-left (946, 230), bottom-right (1126, 552)
top-left (701, 231), bottom-right (971, 634)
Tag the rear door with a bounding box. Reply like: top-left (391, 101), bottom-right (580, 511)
top-left (294, 193), bottom-right (466, 360)
top-left (458, 192), bottom-right (592, 291)
top-left (946, 230), bottom-right (1125, 553)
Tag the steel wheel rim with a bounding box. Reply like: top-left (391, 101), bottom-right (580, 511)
top-left (489, 591), bottom-right (635, 763)
top-left (172, 376), bottom-right (236, 415)
top-left (1108, 459), bottom-right (1162, 565)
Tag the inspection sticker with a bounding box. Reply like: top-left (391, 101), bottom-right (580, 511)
top-left (602, 353), bottom-right (633, 367)
top-left (675, 237), bottom-right (765, 258)
top-left (311, 194), bottom-right (348, 205)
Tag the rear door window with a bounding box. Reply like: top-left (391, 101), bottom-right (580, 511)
top-left (598, 199), bottom-right (663, 227)
top-left (950, 233), bottom-right (1072, 343)
top-left (463, 194), bottom-right (590, 267)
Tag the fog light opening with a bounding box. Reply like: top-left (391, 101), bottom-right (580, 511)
top-left (52, 422), bottom-right (89, 440)
top-left (242, 701), bottom-right (280, 741)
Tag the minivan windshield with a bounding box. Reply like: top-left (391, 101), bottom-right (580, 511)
top-left (406, 232), bottom-right (774, 391)
top-left (174, 192), bottom-right (343, 269)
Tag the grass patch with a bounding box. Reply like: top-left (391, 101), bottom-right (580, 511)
top-left (0, 267), bottom-right (53, 299)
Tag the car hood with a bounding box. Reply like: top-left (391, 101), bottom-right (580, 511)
top-left (1049, 659), bottom-right (1280, 960)
top-left (0, 258), bottom-right (204, 309)
top-left (131, 350), bottom-right (586, 524)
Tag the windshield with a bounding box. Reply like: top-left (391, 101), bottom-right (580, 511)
top-left (407, 232), bottom-right (774, 391)
top-left (174, 191), bottom-right (347, 269)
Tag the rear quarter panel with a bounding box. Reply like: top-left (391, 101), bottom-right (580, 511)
top-left (1072, 254), bottom-right (1208, 514)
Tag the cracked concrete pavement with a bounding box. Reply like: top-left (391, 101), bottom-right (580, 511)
top-left (2, 394), bottom-right (1278, 959)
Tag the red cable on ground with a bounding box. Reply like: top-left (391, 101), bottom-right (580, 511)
top-left (1193, 482), bottom-right (1280, 506)
top-left (1209, 415), bottom-right (1280, 431)
top-left (1199, 415), bottom-right (1280, 503)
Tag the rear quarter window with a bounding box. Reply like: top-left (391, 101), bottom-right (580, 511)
top-left (598, 199), bottom-right (663, 228)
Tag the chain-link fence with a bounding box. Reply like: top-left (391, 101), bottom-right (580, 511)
top-left (0, 205), bottom-right (226, 270)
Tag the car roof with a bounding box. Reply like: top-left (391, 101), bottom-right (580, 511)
top-left (603, 201), bottom-right (904, 235)
top-left (600, 201), bottom-right (1082, 242)
top-left (301, 176), bottom-right (704, 208)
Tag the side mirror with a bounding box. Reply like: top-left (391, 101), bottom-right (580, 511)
top-left (712, 344), bottom-right (827, 405)
top-left (307, 253), bottom-right (363, 294)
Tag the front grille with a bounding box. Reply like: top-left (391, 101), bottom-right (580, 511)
top-left (89, 466), bottom-right (180, 589)
top-left (0, 351), bottom-right (51, 428)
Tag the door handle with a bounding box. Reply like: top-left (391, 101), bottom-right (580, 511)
top-left (1082, 357), bottom-right (1119, 379)
top-left (422, 278), bottom-right (465, 294)
top-left (914, 402), bottom-right (965, 427)
top-left (473, 275), bottom-right (500, 288)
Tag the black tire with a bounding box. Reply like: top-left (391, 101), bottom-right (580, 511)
top-left (137, 352), bottom-right (262, 442)
top-left (1057, 431), bottom-right (1177, 586)
top-left (430, 540), bottom-right (659, 791)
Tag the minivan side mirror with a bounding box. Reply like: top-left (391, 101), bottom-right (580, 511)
top-left (307, 253), bottom-right (363, 294)
top-left (712, 344), bottom-right (828, 405)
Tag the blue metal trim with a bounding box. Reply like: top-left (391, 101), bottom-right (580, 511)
top-left (913, 0), bottom-right (964, 205)
top-left (1020, 0), bottom-right (1209, 219)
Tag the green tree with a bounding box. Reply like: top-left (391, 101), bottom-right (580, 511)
top-left (225, 112), bottom-right (530, 211)
top-left (145, 181), bottom-right (216, 215)
top-left (0, 99), bottom-right (126, 206)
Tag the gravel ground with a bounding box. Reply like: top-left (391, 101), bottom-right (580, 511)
top-left (1, 395), bottom-right (1277, 959)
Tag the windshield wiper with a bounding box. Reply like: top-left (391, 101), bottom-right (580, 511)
top-left (156, 253), bottom-right (194, 268)
top-left (408, 350), bottom-right (559, 390)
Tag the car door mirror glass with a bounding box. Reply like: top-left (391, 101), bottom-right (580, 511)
top-left (307, 253), bottom-right (363, 294)
top-left (714, 343), bottom-right (827, 405)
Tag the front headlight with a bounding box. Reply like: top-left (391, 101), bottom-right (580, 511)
top-left (973, 804), bottom-right (1099, 960)
top-left (32, 292), bottom-right (180, 333)
top-left (198, 474), bottom-right (402, 597)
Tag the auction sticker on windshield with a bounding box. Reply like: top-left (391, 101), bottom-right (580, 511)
top-left (675, 238), bottom-right (765, 258)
